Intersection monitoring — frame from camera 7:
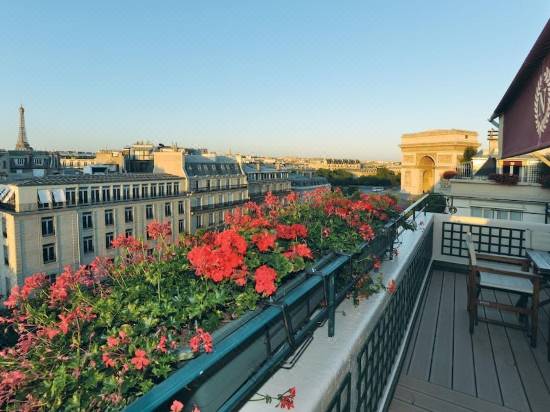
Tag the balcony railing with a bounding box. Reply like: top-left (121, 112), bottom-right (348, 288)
top-left (190, 199), bottom-right (248, 213)
top-left (190, 184), bottom-right (247, 193)
top-left (454, 162), bottom-right (543, 184)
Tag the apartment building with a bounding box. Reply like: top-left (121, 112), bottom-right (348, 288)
top-left (243, 163), bottom-right (291, 203)
top-left (153, 148), bottom-right (248, 233)
top-left (0, 173), bottom-right (187, 297)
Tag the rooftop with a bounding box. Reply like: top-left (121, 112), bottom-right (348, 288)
top-left (5, 173), bottom-right (181, 187)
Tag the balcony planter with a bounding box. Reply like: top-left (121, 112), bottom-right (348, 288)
top-left (124, 255), bottom-right (341, 412)
top-left (488, 173), bottom-right (519, 185)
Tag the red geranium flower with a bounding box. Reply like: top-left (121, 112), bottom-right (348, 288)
top-left (131, 349), bottom-right (150, 370)
top-left (254, 265), bottom-right (277, 296)
top-left (251, 231), bottom-right (277, 252)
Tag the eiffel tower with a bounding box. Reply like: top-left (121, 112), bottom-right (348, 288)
top-left (15, 105), bottom-right (33, 151)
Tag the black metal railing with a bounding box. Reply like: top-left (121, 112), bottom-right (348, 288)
top-left (441, 221), bottom-right (526, 258)
top-left (191, 184), bottom-right (247, 193)
top-left (326, 372), bottom-right (352, 412)
top-left (190, 199), bottom-right (247, 213)
top-left (355, 224), bottom-right (433, 412)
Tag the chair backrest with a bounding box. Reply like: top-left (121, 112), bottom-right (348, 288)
top-left (465, 232), bottom-right (477, 267)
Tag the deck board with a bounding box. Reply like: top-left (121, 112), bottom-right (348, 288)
top-left (430, 271), bottom-right (455, 388)
top-left (408, 270), bottom-right (444, 381)
top-left (390, 269), bottom-right (550, 412)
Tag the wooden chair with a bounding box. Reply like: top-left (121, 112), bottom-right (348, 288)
top-left (466, 233), bottom-right (542, 347)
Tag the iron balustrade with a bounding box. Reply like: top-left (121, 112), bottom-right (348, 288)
top-left (441, 221), bottom-right (525, 258)
top-left (326, 372), bottom-right (352, 412)
top-left (190, 199), bottom-right (248, 213)
top-left (191, 184), bottom-right (248, 193)
top-left (355, 224), bottom-right (433, 412)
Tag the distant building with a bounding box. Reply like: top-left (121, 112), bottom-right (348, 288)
top-left (309, 158), bottom-right (361, 171)
top-left (0, 173), bottom-right (186, 297)
top-left (289, 173), bottom-right (330, 193)
top-left (243, 162), bottom-right (291, 203)
top-left (153, 148), bottom-right (248, 232)
top-left (400, 129), bottom-right (480, 195)
top-left (59, 151), bottom-right (96, 170)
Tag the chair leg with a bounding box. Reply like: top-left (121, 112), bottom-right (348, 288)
top-left (531, 288), bottom-right (540, 348)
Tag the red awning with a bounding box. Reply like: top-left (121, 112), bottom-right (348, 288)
top-left (490, 19), bottom-right (550, 158)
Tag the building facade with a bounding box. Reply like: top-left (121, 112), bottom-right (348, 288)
top-left (0, 174), bottom-right (187, 297)
top-left (153, 149), bottom-right (248, 233)
top-left (400, 129), bottom-right (480, 195)
top-left (243, 163), bottom-right (291, 203)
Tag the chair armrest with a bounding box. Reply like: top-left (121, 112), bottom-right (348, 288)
top-left (475, 265), bottom-right (543, 281)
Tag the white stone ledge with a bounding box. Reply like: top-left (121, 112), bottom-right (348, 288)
top-left (240, 213), bottom-right (434, 412)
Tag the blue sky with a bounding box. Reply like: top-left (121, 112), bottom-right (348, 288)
top-left (1, 2), bottom-right (549, 160)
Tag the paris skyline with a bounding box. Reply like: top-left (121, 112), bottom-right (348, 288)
top-left (1, 1), bottom-right (549, 160)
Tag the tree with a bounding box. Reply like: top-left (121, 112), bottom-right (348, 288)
top-left (461, 146), bottom-right (477, 163)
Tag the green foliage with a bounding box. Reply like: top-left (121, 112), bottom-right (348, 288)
top-left (316, 167), bottom-right (400, 188)
top-left (461, 146), bottom-right (477, 163)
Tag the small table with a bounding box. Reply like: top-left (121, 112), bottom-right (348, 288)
top-left (526, 249), bottom-right (550, 276)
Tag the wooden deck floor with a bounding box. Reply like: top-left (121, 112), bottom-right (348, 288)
top-left (389, 269), bottom-right (550, 412)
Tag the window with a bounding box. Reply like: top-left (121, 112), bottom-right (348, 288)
top-left (102, 186), bottom-right (111, 202)
top-left (82, 212), bottom-right (93, 229)
top-left (483, 208), bottom-right (493, 218)
top-left (91, 187), bottom-right (100, 203)
top-left (167, 183), bottom-right (172, 196)
top-left (123, 185), bottom-right (130, 200)
top-left (141, 184), bottom-right (149, 198)
top-left (178, 201), bottom-right (184, 214)
top-left (132, 185), bottom-right (140, 199)
top-left (78, 187), bottom-right (89, 204)
top-left (510, 210), bottom-right (523, 221)
top-left (209, 213), bottom-right (215, 225)
top-left (125, 228), bottom-right (133, 237)
top-left (174, 182), bottom-right (180, 195)
top-left (105, 209), bottom-right (114, 226)
top-left (195, 215), bottom-right (203, 228)
top-left (165, 202), bottom-right (172, 217)
top-left (125, 207), bottom-right (133, 223)
top-left (151, 184), bottom-right (157, 197)
top-left (192, 180), bottom-right (199, 191)
top-left (47, 273), bottom-right (57, 283)
top-left (113, 186), bottom-right (121, 201)
top-left (66, 188), bottom-right (76, 206)
top-left (471, 207), bottom-right (482, 217)
top-left (42, 243), bottom-right (56, 263)
top-left (178, 219), bottom-right (185, 233)
top-left (41, 217), bottom-right (54, 236)
top-left (496, 209), bottom-right (508, 220)
top-left (3, 245), bottom-right (8, 266)
top-left (159, 184), bottom-right (165, 196)
top-left (83, 236), bottom-right (94, 254)
top-left (146, 205), bottom-right (154, 220)
top-left (2, 216), bottom-right (6, 238)
top-left (105, 232), bottom-right (114, 249)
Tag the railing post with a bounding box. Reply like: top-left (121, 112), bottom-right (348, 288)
top-left (328, 273), bottom-right (335, 337)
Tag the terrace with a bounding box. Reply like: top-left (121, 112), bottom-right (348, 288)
top-left (233, 195), bottom-right (550, 412)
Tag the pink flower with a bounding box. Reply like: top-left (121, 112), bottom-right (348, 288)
top-left (251, 231), bottom-right (277, 252)
top-left (107, 336), bottom-right (119, 348)
top-left (189, 328), bottom-right (213, 353)
top-left (157, 335), bottom-right (168, 353)
top-left (102, 353), bottom-right (116, 368)
top-left (387, 280), bottom-right (397, 295)
top-left (170, 400), bottom-right (184, 412)
top-left (131, 349), bottom-right (150, 370)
